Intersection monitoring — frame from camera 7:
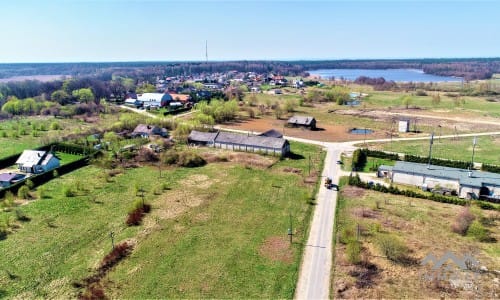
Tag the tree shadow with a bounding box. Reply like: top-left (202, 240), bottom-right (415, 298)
top-left (285, 152), bottom-right (305, 160)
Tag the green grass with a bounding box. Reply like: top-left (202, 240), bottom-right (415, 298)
top-left (0, 141), bottom-right (323, 298)
top-left (369, 135), bottom-right (500, 165)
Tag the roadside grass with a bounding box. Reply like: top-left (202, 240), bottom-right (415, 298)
top-left (368, 135), bottom-right (500, 165)
top-left (0, 141), bottom-right (322, 299)
top-left (333, 182), bottom-right (499, 299)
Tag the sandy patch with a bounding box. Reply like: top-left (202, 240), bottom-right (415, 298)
top-left (259, 236), bottom-right (294, 264)
top-left (342, 186), bottom-right (366, 198)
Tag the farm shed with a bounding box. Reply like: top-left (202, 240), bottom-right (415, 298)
top-left (16, 150), bottom-right (60, 174)
top-left (378, 161), bottom-right (500, 199)
top-left (0, 173), bottom-right (25, 188)
top-left (188, 130), bottom-right (290, 156)
top-left (258, 129), bottom-right (283, 138)
top-left (188, 131), bottom-right (218, 146)
top-left (287, 116), bottom-right (316, 130)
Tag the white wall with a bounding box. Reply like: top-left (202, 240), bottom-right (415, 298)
top-left (392, 172), bottom-right (424, 186)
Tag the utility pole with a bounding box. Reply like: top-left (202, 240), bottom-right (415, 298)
top-left (110, 231), bottom-right (115, 250)
top-left (308, 155), bottom-right (311, 175)
top-left (288, 212), bottom-right (293, 244)
top-left (470, 136), bottom-right (477, 170)
top-left (427, 133), bottom-right (434, 169)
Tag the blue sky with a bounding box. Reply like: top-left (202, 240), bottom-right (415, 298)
top-left (1, 0), bottom-right (499, 62)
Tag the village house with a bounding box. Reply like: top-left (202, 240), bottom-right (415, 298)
top-left (378, 161), bottom-right (500, 200)
top-left (287, 116), bottom-right (317, 130)
top-left (188, 130), bottom-right (290, 156)
top-left (15, 150), bottom-right (60, 174)
top-left (131, 124), bottom-right (168, 138)
top-left (136, 93), bottom-right (174, 108)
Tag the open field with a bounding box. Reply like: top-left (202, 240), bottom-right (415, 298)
top-left (368, 135), bottom-right (500, 165)
top-left (333, 183), bottom-right (500, 299)
top-left (234, 90), bottom-right (500, 143)
top-left (0, 141), bottom-right (323, 298)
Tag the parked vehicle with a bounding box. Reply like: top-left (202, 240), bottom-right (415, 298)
top-left (324, 177), bottom-right (333, 189)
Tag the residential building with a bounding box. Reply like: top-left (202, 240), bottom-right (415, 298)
top-left (287, 116), bottom-right (317, 130)
top-left (16, 150), bottom-right (60, 174)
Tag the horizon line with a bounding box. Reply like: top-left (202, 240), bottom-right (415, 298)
top-left (1, 56), bottom-right (500, 64)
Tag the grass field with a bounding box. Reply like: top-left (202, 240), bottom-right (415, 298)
top-left (333, 182), bottom-right (499, 299)
top-left (0, 141), bottom-right (323, 298)
top-left (0, 112), bottom-right (149, 159)
top-left (368, 135), bottom-right (500, 165)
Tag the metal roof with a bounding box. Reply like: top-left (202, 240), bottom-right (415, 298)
top-left (288, 116), bottom-right (315, 126)
top-left (188, 131), bottom-right (218, 143)
top-left (15, 150), bottom-right (47, 167)
top-left (387, 161), bottom-right (500, 188)
top-left (258, 129), bottom-right (283, 138)
top-left (215, 131), bottom-right (287, 149)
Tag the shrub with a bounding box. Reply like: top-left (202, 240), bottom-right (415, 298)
top-left (50, 121), bottom-right (61, 130)
top-left (161, 150), bottom-right (179, 165)
top-left (26, 179), bottom-right (34, 189)
top-left (126, 207), bottom-right (144, 226)
top-left (467, 220), bottom-right (490, 242)
top-left (451, 207), bottom-right (475, 235)
top-left (15, 209), bottom-right (30, 222)
top-left (63, 186), bottom-right (76, 197)
top-left (346, 240), bottom-right (362, 264)
top-left (100, 242), bottom-right (133, 271)
top-left (376, 234), bottom-right (408, 263)
top-left (339, 225), bottom-right (356, 244)
top-left (177, 151), bottom-right (206, 167)
top-left (17, 185), bottom-right (30, 199)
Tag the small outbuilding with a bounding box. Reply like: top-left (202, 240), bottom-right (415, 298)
top-left (16, 150), bottom-right (60, 174)
top-left (0, 173), bottom-right (25, 188)
top-left (287, 116), bottom-right (316, 130)
top-left (258, 129), bottom-right (283, 138)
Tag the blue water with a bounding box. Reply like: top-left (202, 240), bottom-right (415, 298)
top-left (308, 69), bottom-right (461, 82)
top-left (350, 128), bottom-right (374, 134)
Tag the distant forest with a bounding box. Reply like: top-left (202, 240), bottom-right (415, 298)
top-left (0, 58), bottom-right (499, 81)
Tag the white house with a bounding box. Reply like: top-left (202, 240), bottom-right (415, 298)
top-left (16, 150), bottom-right (60, 174)
top-left (136, 93), bottom-right (173, 107)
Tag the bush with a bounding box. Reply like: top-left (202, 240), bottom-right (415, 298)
top-left (63, 186), bottom-right (76, 197)
top-left (467, 220), bottom-right (490, 242)
top-left (161, 150), bottom-right (179, 165)
top-left (26, 179), bottom-right (34, 189)
top-left (126, 207), bottom-right (144, 226)
top-left (50, 121), bottom-right (61, 130)
top-left (177, 151), bottom-right (206, 167)
top-left (376, 234), bottom-right (408, 263)
top-left (100, 242), bottom-right (133, 271)
top-left (17, 185), bottom-right (30, 199)
top-left (346, 240), bottom-right (362, 264)
top-left (451, 207), bottom-right (475, 235)
top-left (15, 209), bottom-right (30, 222)
top-left (339, 225), bottom-right (356, 244)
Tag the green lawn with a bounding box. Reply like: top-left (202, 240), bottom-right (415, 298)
top-left (0, 141), bottom-right (323, 298)
top-left (368, 135), bottom-right (500, 165)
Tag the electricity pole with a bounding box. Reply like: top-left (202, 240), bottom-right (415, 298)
top-left (427, 133), bottom-right (434, 169)
top-left (470, 136), bottom-right (477, 170)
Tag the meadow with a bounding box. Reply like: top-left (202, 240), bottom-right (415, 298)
top-left (368, 135), bottom-right (500, 165)
top-left (0, 141), bottom-right (323, 298)
top-left (333, 181), bottom-right (499, 299)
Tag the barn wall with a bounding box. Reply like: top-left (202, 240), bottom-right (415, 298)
top-left (392, 172), bottom-right (424, 186)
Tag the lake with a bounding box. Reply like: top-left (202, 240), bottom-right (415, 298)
top-left (307, 69), bottom-right (461, 82)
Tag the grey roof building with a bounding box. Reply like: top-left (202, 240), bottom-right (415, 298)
top-left (378, 161), bottom-right (500, 200)
top-left (258, 129), bottom-right (283, 138)
top-left (287, 116), bottom-right (316, 129)
top-left (188, 130), bottom-right (290, 156)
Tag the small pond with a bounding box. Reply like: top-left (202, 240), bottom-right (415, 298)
top-left (350, 128), bottom-right (374, 134)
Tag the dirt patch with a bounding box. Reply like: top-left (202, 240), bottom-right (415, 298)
top-left (179, 174), bottom-right (212, 189)
top-left (201, 150), bottom-right (277, 168)
top-left (259, 236), bottom-right (293, 264)
top-left (352, 207), bottom-right (381, 219)
top-left (342, 186), bottom-right (366, 198)
top-left (283, 167), bottom-right (302, 174)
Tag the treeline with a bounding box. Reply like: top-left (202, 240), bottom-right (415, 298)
top-left (1, 58), bottom-right (499, 81)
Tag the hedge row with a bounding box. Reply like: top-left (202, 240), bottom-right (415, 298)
top-left (481, 163), bottom-right (500, 173)
top-left (361, 148), bottom-right (399, 160)
top-left (347, 174), bottom-right (499, 210)
top-left (403, 154), bottom-right (471, 169)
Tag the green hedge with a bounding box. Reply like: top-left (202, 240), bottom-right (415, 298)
top-left (347, 174), bottom-right (499, 210)
top-left (481, 163), bottom-right (500, 173)
top-left (403, 154), bottom-right (471, 169)
top-left (361, 148), bottom-right (399, 161)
